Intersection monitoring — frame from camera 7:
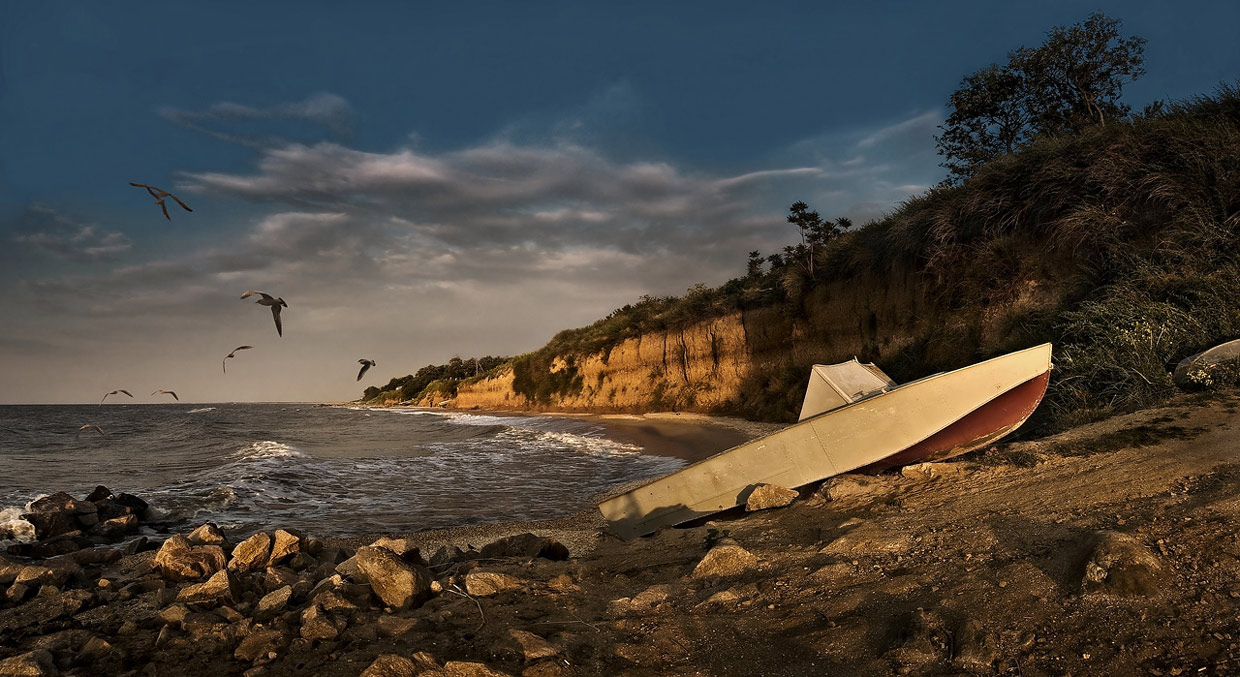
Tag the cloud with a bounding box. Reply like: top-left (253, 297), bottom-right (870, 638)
top-left (12, 205), bottom-right (131, 261)
top-left (158, 92), bottom-right (355, 149)
top-left (855, 109), bottom-right (942, 149)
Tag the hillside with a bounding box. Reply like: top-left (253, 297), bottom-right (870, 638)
top-left (368, 85), bottom-right (1240, 432)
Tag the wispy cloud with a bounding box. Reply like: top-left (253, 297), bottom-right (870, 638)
top-left (158, 92), bottom-right (354, 149)
top-left (12, 205), bottom-right (131, 261)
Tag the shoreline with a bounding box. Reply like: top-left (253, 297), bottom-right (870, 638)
top-left (3, 392), bottom-right (1240, 674)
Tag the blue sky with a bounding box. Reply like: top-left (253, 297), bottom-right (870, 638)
top-left (2, 1), bottom-right (1237, 403)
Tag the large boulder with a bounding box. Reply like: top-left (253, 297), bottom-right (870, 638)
top-left (154, 535), bottom-right (226, 581)
top-left (18, 510), bottom-right (75, 541)
top-left (369, 536), bottom-right (427, 565)
top-left (268, 529), bottom-right (304, 566)
top-left (229, 532), bottom-right (273, 572)
top-left (354, 546), bottom-right (433, 610)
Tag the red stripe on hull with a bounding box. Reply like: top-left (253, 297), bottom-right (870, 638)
top-left (857, 370), bottom-right (1051, 474)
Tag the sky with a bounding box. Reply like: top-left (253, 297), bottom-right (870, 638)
top-left (2, 1), bottom-right (1237, 404)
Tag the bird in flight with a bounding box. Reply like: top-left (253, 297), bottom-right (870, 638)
top-left (240, 291), bottom-right (287, 336)
top-left (99, 389), bottom-right (133, 406)
top-left (151, 389), bottom-right (179, 401)
top-left (129, 182), bottom-right (193, 221)
top-left (77, 424), bottom-right (106, 438)
top-left (357, 359), bottom-right (377, 381)
top-left (223, 346), bottom-right (254, 373)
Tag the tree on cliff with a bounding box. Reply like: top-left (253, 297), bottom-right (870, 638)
top-left (786, 201), bottom-right (843, 281)
top-left (936, 12), bottom-right (1145, 183)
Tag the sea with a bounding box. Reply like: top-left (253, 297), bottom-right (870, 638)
top-left (0, 404), bottom-right (687, 543)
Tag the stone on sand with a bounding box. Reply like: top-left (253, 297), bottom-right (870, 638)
top-left (354, 546), bottom-right (433, 610)
top-left (744, 484), bottom-right (799, 511)
top-left (229, 532), bottom-right (273, 572)
top-left (690, 544), bottom-right (759, 579)
top-left (463, 571), bottom-right (523, 597)
top-left (1080, 530), bottom-right (1165, 596)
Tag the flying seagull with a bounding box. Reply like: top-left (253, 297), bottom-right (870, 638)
top-left (151, 389), bottom-right (179, 401)
top-left (77, 424), bottom-right (106, 438)
top-left (99, 389), bottom-right (133, 406)
top-left (129, 182), bottom-right (193, 221)
top-left (223, 345), bottom-right (254, 373)
top-left (357, 359), bottom-right (376, 381)
top-left (240, 291), bottom-right (287, 336)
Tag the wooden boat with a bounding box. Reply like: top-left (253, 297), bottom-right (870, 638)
top-left (598, 343), bottom-right (1052, 539)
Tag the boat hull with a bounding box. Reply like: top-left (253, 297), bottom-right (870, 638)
top-left (598, 344), bottom-right (1052, 540)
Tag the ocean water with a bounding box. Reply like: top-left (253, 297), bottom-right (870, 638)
top-left (0, 404), bottom-right (685, 541)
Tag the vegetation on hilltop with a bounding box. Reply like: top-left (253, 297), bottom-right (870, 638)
top-left (362, 355), bottom-right (510, 404)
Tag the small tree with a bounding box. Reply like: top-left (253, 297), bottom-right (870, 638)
top-left (936, 12), bottom-right (1145, 183)
top-left (786, 201), bottom-right (842, 280)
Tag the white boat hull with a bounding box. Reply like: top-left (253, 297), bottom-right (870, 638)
top-left (599, 343), bottom-right (1052, 539)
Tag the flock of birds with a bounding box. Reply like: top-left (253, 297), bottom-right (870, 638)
top-left (72, 185), bottom-right (382, 438)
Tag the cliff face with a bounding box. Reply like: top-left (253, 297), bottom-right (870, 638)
top-left (452, 259), bottom-right (1068, 418)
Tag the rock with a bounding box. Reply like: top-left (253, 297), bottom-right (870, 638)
top-left (76, 636), bottom-right (113, 663)
top-left (442, 662), bottom-right (512, 676)
top-left (816, 474), bottom-right (901, 506)
top-left (268, 529), bottom-right (303, 566)
top-left (19, 510), bottom-right (75, 540)
top-left (313, 590), bottom-right (360, 614)
top-left (899, 462), bottom-right (959, 480)
top-left (744, 484), bottom-right (799, 511)
top-left (84, 486), bottom-right (112, 502)
top-left (216, 605), bottom-right (245, 623)
top-left (628, 583), bottom-right (674, 611)
top-left (5, 582), bottom-right (32, 604)
top-left (113, 492), bottom-right (148, 513)
top-left (953, 619), bottom-right (997, 670)
top-left (68, 548), bottom-right (121, 567)
top-left (187, 523), bottom-right (227, 547)
top-left (820, 522), bottom-right (913, 555)
top-left (234, 628), bottom-right (287, 663)
top-left (230, 532), bottom-right (273, 572)
top-left (158, 604), bottom-right (190, 627)
top-left (261, 566), bottom-right (300, 593)
top-left (463, 571), bottom-right (522, 597)
top-left (121, 537), bottom-right (151, 556)
top-left (255, 585), bottom-right (293, 620)
top-left (16, 562), bottom-right (78, 588)
top-left (177, 569), bottom-right (239, 607)
top-left (287, 551), bottom-right (317, 571)
top-left (155, 535), bottom-right (227, 581)
top-left (299, 605), bottom-right (344, 641)
top-left (335, 556), bottom-right (370, 583)
top-left (1080, 531), bottom-right (1165, 596)
top-left (369, 536), bottom-right (427, 565)
top-left (0, 649), bottom-right (57, 676)
top-left (375, 615), bottom-right (419, 638)
top-left (508, 629), bottom-right (561, 662)
top-left (355, 546), bottom-right (433, 610)
top-left (690, 544), bottom-right (759, 579)
top-left (480, 533), bottom-right (569, 561)
top-left (885, 609), bottom-right (951, 667)
top-left (360, 654), bottom-right (419, 677)
top-left (92, 499), bottom-right (131, 521)
top-left (89, 514), bottom-right (138, 539)
top-left (430, 545), bottom-right (468, 569)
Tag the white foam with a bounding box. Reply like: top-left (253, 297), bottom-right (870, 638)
top-left (188, 407), bottom-right (217, 413)
top-left (233, 440), bottom-right (305, 459)
top-left (0, 507), bottom-right (36, 543)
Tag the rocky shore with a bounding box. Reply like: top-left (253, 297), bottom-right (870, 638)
top-left (3, 393), bottom-right (1240, 676)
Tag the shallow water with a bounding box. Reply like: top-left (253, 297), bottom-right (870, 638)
top-left (0, 404), bottom-right (684, 539)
